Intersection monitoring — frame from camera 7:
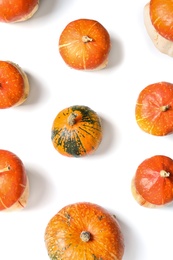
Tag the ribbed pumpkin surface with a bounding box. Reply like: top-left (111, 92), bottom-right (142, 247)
top-left (44, 202), bottom-right (124, 260)
top-left (51, 105), bottom-right (102, 157)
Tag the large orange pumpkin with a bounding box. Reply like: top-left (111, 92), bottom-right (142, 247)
top-left (135, 82), bottom-right (173, 136)
top-left (44, 202), bottom-right (124, 260)
top-left (131, 155), bottom-right (173, 207)
top-left (51, 105), bottom-right (102, 157)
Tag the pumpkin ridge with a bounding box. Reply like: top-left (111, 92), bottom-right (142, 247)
top-left (88, 232), bottom-right (121, 260)
top-left (84, 21), bottom-right (110, 53)
top-left (52, 129), bottom-right (64, 145)
top-left (63, 129), bottom-right (86, 156)
top-left (81, 120), bottom-right (101, 127)
top-left (59, 40), bottom-right (79, 49)
top-left (86, 21), bottom-right (98, 35)
top-left (52, 127), bottom-right (87, 156)
top-left (78, 126), bottom-right (101, 138)
top-left (72, 130), bottom-right (86, 156)
top-left (80, 116), bottom-right (99, 124)
top-left (51, 128), bottom-right (63, 141)
top-left (83, 55), bottom-right (86, 70)
top-left (77, 127), bottom-right (101, 151)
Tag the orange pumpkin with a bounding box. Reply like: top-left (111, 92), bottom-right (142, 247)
top-left (0, 149), bottom-right (29, 211)
top-left (150, 0), bottom-right (173, 41)
top-left (131, 155), bottom-right (173, 207)
top-left (144, 1), bottom-right (173, 57)
top-left (135, 82), bottom-right (173, 136)
top-left (58, 18), bottom-right (111, 70)
top-left (51, 105), bottom-right (102, 157)
top-left (0, 61), bottom-right (30, 108)
top-left (0, 0), bottom-right (39, 23)
top-left (44, 202), bottom-right (124, 260)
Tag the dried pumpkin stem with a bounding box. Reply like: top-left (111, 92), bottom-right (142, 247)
top-left (160, 105), bottom-right (170, 112)
top-left (82, 35), bottom-right (93, 43)
top-left (160, 170), bottom-right (170, 177)
top-left (0, 165), bottom-right (10, 173)
top-left (68, 113), bottom-right (77, 126)
top-left (80, 231), bottom-right (91, 242)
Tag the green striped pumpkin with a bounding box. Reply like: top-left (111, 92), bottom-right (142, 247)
top-left (51, 105), bottom-right (102, 157)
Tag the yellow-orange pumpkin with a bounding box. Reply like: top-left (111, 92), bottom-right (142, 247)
top-left (44, 202), bottom-right (124, 260)
top-left (51, 105), bottom-right (102, 157)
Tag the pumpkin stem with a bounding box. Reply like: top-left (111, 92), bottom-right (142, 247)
top-left (0, 165), bottom-right (10, 173)
top-left (160, 170), bottom-right (170, 177)
top-left (80, 231), bottom-right (91, 242)
top-left (160, 105), bottom-right (170, 112)
top-left (68, 113), bottom-right (77, 126)
top-left (82, 35), bottom-right (93, 43)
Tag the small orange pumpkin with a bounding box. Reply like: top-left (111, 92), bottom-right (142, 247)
top-left (58, 18), bottom-right (111, 70)
top-left (0, 61), bottom-right (30, 108)
top-left (0, 0), bottom-right (39, 23)
top-left (150, 0), bottom-right (173, 41)
top-left (0, 149), bottom-right (29, 211)
top-left (51, 105), bottom-right (102, 157)
top-left (44, 202), bottom-right (124, 260)
top-left (131, 155), bottom-right (173, 207)
top-left (135, 82), bottom-right (173, 136)
top-left (144, 1), bottom-right (173, 57)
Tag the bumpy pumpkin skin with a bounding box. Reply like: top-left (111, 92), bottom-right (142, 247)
top-left (51, 105), bottom-right (102, 157)
top-left (44, 202), bottom-right (124, 260)
top-left (135, 82), bottom-right (173, 136)
top-left (131, 155), bottom-right (173, 207)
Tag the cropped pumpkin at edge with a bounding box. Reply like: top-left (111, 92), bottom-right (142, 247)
top-left (0, 149), bottom-right (29, 211)
top-left (44, 202), bottom-right (125, 260)
top-left (131, 155), bottom-right (173, 208)
top-left (0, 61), bottom-right (30, 109)
top-left (135, 81), bottom-right (173, 136)
top-left (144, 0), bottom-right (173, 57)
top-left (0, 0), bottom-right (39, 23)
top-left (51, 105), bottom-right (103, 157)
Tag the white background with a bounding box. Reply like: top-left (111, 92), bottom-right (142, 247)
top-left (0, 0), bottom-right (173, 259)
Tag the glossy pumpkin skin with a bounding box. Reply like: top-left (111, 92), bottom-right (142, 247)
top-left (150, 0), bottom-right (173, 41)
top-left (0, 149), bottom-right (28, 210)
top-left (131, 155), bottom-right (173, 207)
top-left (59, 19), bottom-right (111, 70)
top-left (51, 105), bottom-right (102, 157)
top-left (135, 82), bottom-right (173, 136)
top-left (44, 202), bottom-right (124, 260)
